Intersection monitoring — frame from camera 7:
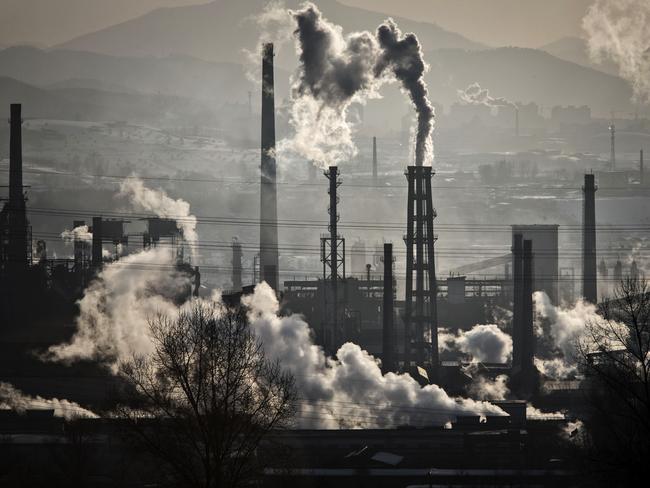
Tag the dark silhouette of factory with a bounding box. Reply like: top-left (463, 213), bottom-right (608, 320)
top-left (0, 39), bottom-right (636, 488)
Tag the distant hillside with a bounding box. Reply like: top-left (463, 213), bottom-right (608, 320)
top-left (0, 46), bottom-right (273, 105)
top-left (56, 0), bottom-right (485, 69)
top-left (539, 37), bottom-right (620, 77)
top-left (425, 47), bottom-right (634, 115)
top-left (0, 76), bottom-right (221, 125)
top-left (0, 44), bottom-right (638, 124)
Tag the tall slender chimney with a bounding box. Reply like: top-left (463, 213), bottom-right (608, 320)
top-left (382, 243), bottom-right (394, 373)
top-left (92, 216), bottom-right (103, 269)
top-left (609, 124), bottom-right (616, 171)
top-left (232, 237), bottom-right (243, 290)
top-left (73, 220), bottom-right (85, 268)
top-left (522, 239), bottom-right (534, 370)
top-left (640, 149), bottom-right (644, 186)
top-left (7, 104), bottom-right (28, 269)
top-left (372, 136), bottom-right (378, 181)
top-left (583, 174), bottom-right (597, 303)
top-left (260, 43), bottom-right (279, 290)
top-left (511, 233), bottom-right (523, 369)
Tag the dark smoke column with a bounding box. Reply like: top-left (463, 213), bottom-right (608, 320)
top-left (260, 43), bottom-right (279, 290)
top-left (375, 21), bottom-right (433, 166)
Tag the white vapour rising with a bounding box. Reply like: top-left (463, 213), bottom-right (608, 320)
top-left (243, 283), bottom-right (506, 428)
top-left (243, 1), bottom-right (295, 86)
top-left (118, 178), bottom-right (199, 261)
top-left (466, 374), bottom-right (510, 401)
top-left (457, 82), bottom-right (515, 108)
top-left (61, 225), bottom-right (92, 244)
top-left (440, 324), bottom-right (513, 363)
top-left (46, 246), bottom-right (189, 371)
top-left (533, 291), bottom-right (628, 379)
top-left (583, 0), bottom-right (650, 104)
top-left (0, 382), bottom-right (98, 419)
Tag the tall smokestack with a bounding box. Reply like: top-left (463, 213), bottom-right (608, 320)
top-left (92, 216), bottom-right (103, 270)
top-left (231, 238), bottom-right (242, 290)
top-left (73, 219), bottom-right (85, 268)
top-left (640, 149), bottom-right (644, 186)
top-left (260, 43), bottom-right (279, 290)
top-left (515, 107), bottom-right (519, 137)
top-left (522, 239), bottom-right (534, 370)
top-left (609, 124), bottom-right (616, 171)
top-left (511, 233), bottom-right (523, 369)
top-left (382, 243), bottom-right (394, 373)
top-left (372, 136), bottom-right (378, 181)
top-left (7, 103), bottom-right (28, 270)
top-left (583, 174), bottom-right (597, 303)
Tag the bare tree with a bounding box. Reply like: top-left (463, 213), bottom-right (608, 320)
top-left (577, 277), bottom-right (650, 485)
top-left (114, 301), bottom-right (296, 488)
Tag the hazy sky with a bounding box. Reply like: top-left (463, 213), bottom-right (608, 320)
top-left (0, 0), bottom-right (594, 48)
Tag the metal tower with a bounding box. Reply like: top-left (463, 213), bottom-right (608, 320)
top-left (321, 166), bottom-right (345, 352)
top-left (403, 165), bottom-right (438, 373)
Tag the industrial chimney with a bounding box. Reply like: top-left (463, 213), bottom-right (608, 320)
top-left (640, 149), bottom-right (644, 186)
top-left (609, 124), bottom-right (616, 171)
top-left (372, 136), bottom-right (378, 181)
top-left (232, 237), bottom-right (243, 290)
top-left (511, 233), bottom-right (523, 369)
top-left (583, 174), bottom-right (597, 303)
top-left (382, 243), bottom-right (394, 373)
top-left (522, 239), bottom-right (534, 370)
top-left (259, 43), bottom-right (279, 290)
top-left (92, 216), bottom-right (103, 270)
top-left (7, 103), bottom-right (28, 270)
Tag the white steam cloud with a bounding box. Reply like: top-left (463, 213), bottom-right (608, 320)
top-left (0, 382), bottom-right (98, 419)
top-left (119, 178), bottom-right (199, 262)
top-left (46, 246), bottom-right (189, 371)
top-left (441, 324), bottom-right (513, 364)
top-left (583, 0), bottom-right (650, 104)
top-left (457, 82), bottom-right (515, 108)
top-left (244, 283), bottom-right (505, 428)
top-left (466, 374), bottom-right (510, 401)
top-left (61, 225), bottom-right (92, 244)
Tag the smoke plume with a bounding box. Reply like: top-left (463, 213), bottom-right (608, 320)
top-left (375, 20), bottom-right (434, 166)
top-left (119, 178), bottom-right (199, 261)
top-left (0, 382), bottom-right (97, 419)
top-left (457, 82), bottom-right (515, 108)
top-left (61, 225), bottom-right (92, 244)
top-left (282, 3), bottom-right (434, 168)
top-left (46, 246), bottom-right (189, 370)
top-left (583, 0), bottom-right (650, 104)
top-left (441, 324), bottom-right (513, 363)
top-left (466, 374), bottom-right (510, 401)
top-left (243, 283), bottom-right (505, 428)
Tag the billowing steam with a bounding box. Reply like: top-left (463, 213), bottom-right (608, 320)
top-left (533, 291), bottom-right (626, 379)
top-left (119, 178), bottom-right (199, 261)
top-left (466, 374), bottom-right (510, 401)
top-left (0, 382), bottom-right (97, 419)
top-left (61, 225), bottom-right (92, 244)
top-left (375, 20), bottom-right (434, 166)
top-left (583, 0), bottom-right (650, 104)
top-left (282, 3), bottom-right (434, 168)
top-left (46, 246), bottom-right (189, 371)
top-left (441, 324), bottom-right (513, 363)
top-left (243, 283), bottom-right (505, 427)
top-left (457, 82), bottom-right (515, 108)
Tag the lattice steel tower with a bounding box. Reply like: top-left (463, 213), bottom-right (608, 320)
top-left (321, 166), bottom-right (345, 352)
top-left (403, 166), bottom-right (438, 372)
